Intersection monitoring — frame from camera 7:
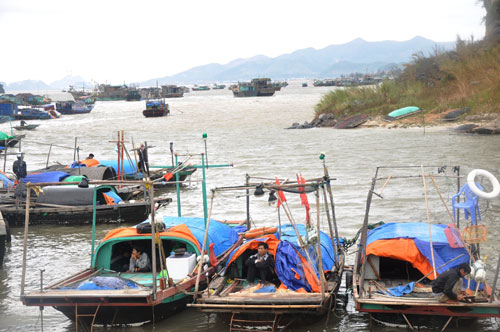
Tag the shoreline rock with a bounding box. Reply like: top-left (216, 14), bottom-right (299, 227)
top-left (286, 110), bottom-right (500, 135)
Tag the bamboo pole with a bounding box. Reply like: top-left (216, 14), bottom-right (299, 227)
top-left (20, 183), bottom-right (31, 296)
top-left (149, 183), bottom-right (157, 300)
top-left (322, 185), bottom-right (338, 267)
top-left (131, 137), bottom-right (139, 178)
top-left (429, 174), bottom-right (454, 224)
top-left (45, 144), bottom-right (52, 168)
top-left (3, 141), bottom-right (7, 173)
top-left (422, 166), bottom-right (437, 279)
top-left (194, 189), bottom-right (215, 296)
top-left (489, 255), bottom-right (500, 303)
top-left (316, 189), bottom-right (326, 301)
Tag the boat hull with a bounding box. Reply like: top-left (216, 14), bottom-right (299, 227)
top-left (143, 109), bottom-right (168, 117)
top-left (1, 198), bottom-right (171, 227)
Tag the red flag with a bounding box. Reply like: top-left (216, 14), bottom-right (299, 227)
top-left (275, 177), bottom-right (287, 208)
top-left (297, 174), bottom-right (310, 224)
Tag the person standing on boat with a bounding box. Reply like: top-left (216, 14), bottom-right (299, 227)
top-left (138, 143), bottom-right (149, 177)
top-left (12, 153), bottom-right (27, 180)
top-left (128, 247), bottom-right (152, 272)
top-left (246, 242), bottom-right (275, 284)
top-left (431, 263), bottom-right (471, 303)
top-left (20, 120), bottom-right (27, 127)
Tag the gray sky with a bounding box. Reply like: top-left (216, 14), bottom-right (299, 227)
top-left (0, 0), bottom-right (486, 85)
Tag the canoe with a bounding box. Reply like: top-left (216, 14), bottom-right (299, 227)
top-left (384, 106), bottom-right (421, 121)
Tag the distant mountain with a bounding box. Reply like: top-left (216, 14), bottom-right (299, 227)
top-left (3, 36), bottom-right (456, 91)
top-left (145, 36), bottom-right (454, 85)
top-left (5, 80), bottom-right (51, 92)
top-left (50, 75), bottom-right (92, 90)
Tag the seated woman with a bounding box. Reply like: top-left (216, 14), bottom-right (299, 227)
top-left (128, 246), bottom-right (152, 272)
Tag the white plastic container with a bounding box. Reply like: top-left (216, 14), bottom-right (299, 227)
top-left (165, 253), bottom-right (196, 280)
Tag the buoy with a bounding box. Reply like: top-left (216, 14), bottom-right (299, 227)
top-left (467, 169), bottom-right (500, 199)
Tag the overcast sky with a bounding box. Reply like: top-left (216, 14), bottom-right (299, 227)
top-left (0, 0), bottom-right (486, 85)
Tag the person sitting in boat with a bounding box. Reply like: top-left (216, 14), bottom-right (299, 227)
top-left (246, 242), bottom-right (275, 284)
top-left (431, 263), bottom-right (471, 303)
top-left (128, 246), bottom-right (152, 272)
top-left (87, 153), bottom-right (94, 159)
top-left (12, 153), bottom-right (27, 180)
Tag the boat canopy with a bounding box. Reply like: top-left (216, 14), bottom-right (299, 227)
top-left (100, 216), bottom-right (240, 258)
top-left (225, 224), bottom-right (339, 293)
top-left (0, 131), bottom-right (15, 140)
top-left (366, 222), bottom-right (470, 280)
top-left (98, 159), bottom-right (141, 179)
top-left (22, 171), bottom-right (70, 183)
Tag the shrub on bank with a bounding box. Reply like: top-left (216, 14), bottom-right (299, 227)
top-left (314, 39), bottom-right (500, 121)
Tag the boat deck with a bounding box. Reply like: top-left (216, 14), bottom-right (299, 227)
top-left (355, 279), bottom-right (500, 317)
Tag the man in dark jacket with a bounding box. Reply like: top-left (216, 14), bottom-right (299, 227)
top-left (12, 153), bottom-right (27, 180)
top-left (246, 242), bottom-right (274, 284)
top-left (432, 262), bottom-right (471, 303)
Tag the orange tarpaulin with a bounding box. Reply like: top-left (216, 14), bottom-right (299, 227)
top-left (81, 159), bottom-right (99, 167)
top-left (366, 238), bottom-right (437, 280)
top-left (102, 224), bottom-right (201, 253)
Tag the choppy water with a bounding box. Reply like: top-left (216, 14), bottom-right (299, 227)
top-left (1, 82), bottom-right (499, 331)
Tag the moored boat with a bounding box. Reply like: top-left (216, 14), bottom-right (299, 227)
top-left (190, 166), bottom-right (345, 329)
top-left (20, 178), bottom-right (243, 329)
top-left (143, 99), bottom-right (170, 117)
top-left (352, 165), bottom-right (500, 329)
top-left (232, 78), bottom-right (276, 97)
top-left (161, 85), bottom-right (184, 98)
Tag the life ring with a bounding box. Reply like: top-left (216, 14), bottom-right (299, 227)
top-left (467, 169), bottom-right (500, 199)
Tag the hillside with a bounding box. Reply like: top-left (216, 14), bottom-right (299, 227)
top-left (313, 38), bottom-right (500, 130)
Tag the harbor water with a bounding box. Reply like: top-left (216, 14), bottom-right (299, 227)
top-left (1, 83), bottom-right (499, 331)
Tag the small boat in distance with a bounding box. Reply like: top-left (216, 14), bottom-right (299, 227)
top-left (143, 99), bottom-right (170, 117)
top-left (232, 78), bottom-right (276, 97)
top-left (161, 85), bottom-right (184, 98)
top-left (192, 85), bottom-right (210, 91)
top-left (14, 124), bottom-right (39, 131)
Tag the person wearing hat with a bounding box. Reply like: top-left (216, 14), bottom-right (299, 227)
top-left (13, 153), bottom-right (27, 180)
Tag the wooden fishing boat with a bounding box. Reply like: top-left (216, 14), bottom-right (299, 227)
top-left (0, 132), bottom-right (24, 148)
top-left (352, 165), bottom-right (500, 329)
top-left (20, 177), bottom-right (242, 329)
top-left (13, 124), bottom-right (39, 131)
top-left (190, 167), bottom-right (345, 330)
top-left (192, 85), bottom-right (211, 91)
top-left (0, 173), bottom-right (171, 226)
top-left (22, 216), bottom-right (243, 326)
top-left (384, 106), bottom-right (421, 122)
top-left (143, 99), bottom-right (170, 117)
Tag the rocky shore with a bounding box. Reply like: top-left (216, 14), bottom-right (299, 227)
top-left (287, 109), bottom-right (500, 135)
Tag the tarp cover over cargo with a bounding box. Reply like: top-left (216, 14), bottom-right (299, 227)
top-left (226, 224), bottom-right (338, 293)
top-left (366, 222), bottom-right (470, 280)
top-left (101, 216), bottom-right (240, 257)
top-left (21, 171), bottom-right (69, 183)
top-left (98, 159), bottom-right (142, 179)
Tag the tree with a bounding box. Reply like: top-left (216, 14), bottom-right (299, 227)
top-left (484, 0), bottom-right (500, 42)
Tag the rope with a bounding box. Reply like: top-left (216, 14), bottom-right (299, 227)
top-left (342, 221), bottom-right (385, 252)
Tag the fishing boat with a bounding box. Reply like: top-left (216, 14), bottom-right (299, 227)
top-left (192, 85), bottom-right (211, 91)
top-left (232, 78), bottom-right (276, 97)
top-left (15, 106), bottom-right (60, 120)
top-left (0, 171), bottom-right (171, 226)
top-left (161, 85), bottom-right (184, 98)
top-left (352, 165), bottom-right (500, 329)
top-left (13, 124), bottom-right (39, 131)
top-left (212, 84), bottom-right (226, 90)
top-left (20, 166), bottom-right (243, 327)
top-left (143, 99), bottom-right (170, 117)
top-left (190, 164), bottom-right (345, 330)
top-left (384, 106), bottom-right (421, 122)
top-left (56, 101), bottom-right (94, 114)
top-left (126, 89), bottom-right (142, 101)
top-left (0, 131), bottom-right (24, 148)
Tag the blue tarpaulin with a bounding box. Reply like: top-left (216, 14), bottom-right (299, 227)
top-left (0, 172), bottom-right (14, 189)
top-left (160, 216), bottom-right (240, 256)
top-left (99, 160), bottom-right (143, 179)
top-left (367, 223), bottom-right (470, 274)
top-left (21, 171), bottom-right (70, 183)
